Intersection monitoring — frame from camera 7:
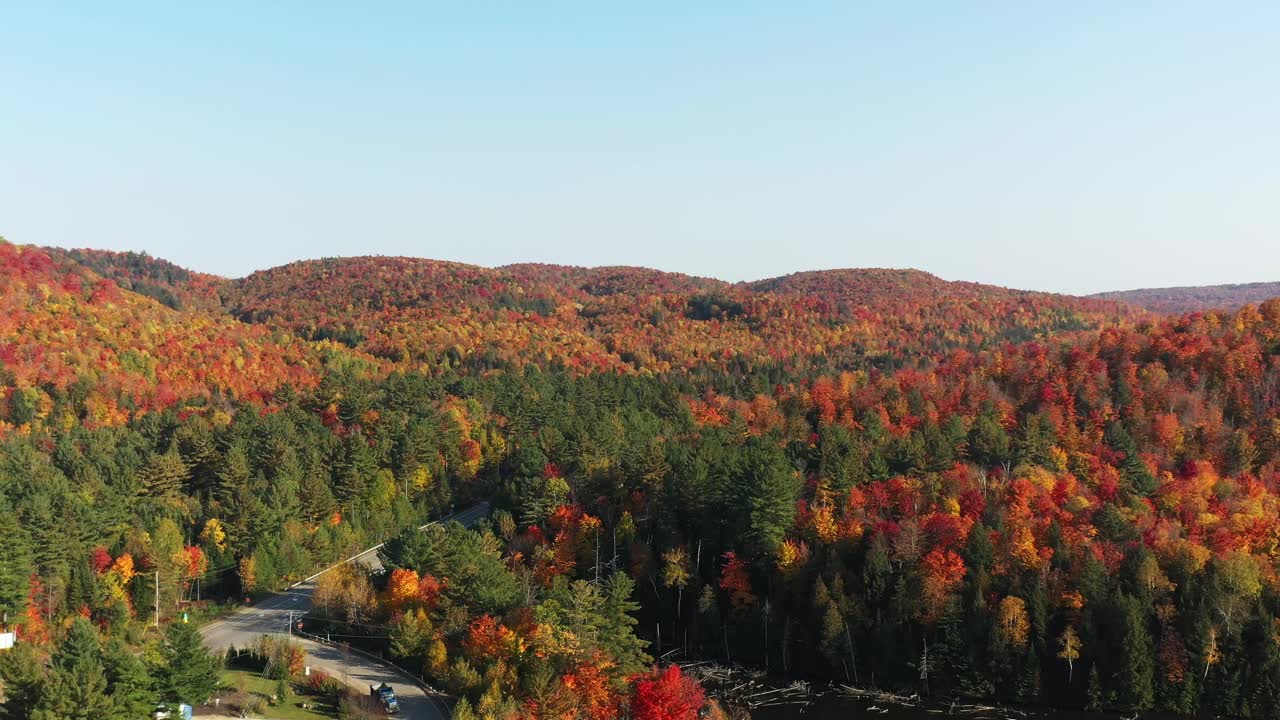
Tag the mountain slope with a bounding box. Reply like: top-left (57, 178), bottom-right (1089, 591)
top-left (43, 247), bottom-right (231, 313)
top-left (0, 241), bottom-right (371, 433)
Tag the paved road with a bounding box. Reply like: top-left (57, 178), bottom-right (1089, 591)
top-left (202, 503), bottom-right (490, 719)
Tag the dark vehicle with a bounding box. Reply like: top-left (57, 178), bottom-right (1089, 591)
top-left (370, 682), bottom-right (400, 714)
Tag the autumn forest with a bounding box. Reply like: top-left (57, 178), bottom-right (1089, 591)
top-left (3, 238), bottom-right (1280, 719)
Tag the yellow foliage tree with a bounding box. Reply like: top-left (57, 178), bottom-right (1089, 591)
top-left (996, 596), bottom-right (1030, 651)
top-left (238, 556), bottom-right (258, 593)
top-left (199, 518), bottom-right (228, 553)
top-left (1057, 625), bottom-right (1082, 683)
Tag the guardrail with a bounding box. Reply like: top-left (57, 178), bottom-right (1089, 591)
top-left (291, 627), bottom-right (452, 716)
top-left (290, 503), bottom-right (489, 590)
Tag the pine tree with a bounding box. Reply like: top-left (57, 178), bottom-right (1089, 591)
top-left (1115, 593), bottom-right (1155, 711)
top-left (1120, 452), bottom-right (1158, 496)
top-left (31, 618), bottom-right (113, 720)
top-left (334, 433), bottom-right (375, 508)
top-left (214, 442), bottom-right (252, 512)
top-left (103, 638), bottom-right (154, 720)
top-left (156, 620), bottom-right (222, 706)
top-left (298, 467), bottom-right (337, 524)
top-left (138, 442), bottom-right (190, 504)
top-left (0, 641), bottom-right (46, 720)
top-left (1015, 413), bottom-right (1058, 469)
top-left (204, 443), bottom-right (250, 554)
top-left (266, 449), bottom-right (303, 529)
top-left (601, 572), bottom-right (651, 676)
top-left (969, 405), bottom-right (1011, 470)
top-left (813, 579), bottom-right (842, 672)
top-left (1085, 663), bottom-right (1105, 711)
top-left (0, 495), bottom-right (33, 620)
top-left (744, 440), bottom-right (800, 557)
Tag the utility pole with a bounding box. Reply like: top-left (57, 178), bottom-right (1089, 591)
top-left (154, 571), bottom-right (160, 628)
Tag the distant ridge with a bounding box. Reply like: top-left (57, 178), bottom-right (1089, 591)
top-left (23, 246), bottom-right (1144, 378)
top-left (1092, 281), bottom-right (1280, 314)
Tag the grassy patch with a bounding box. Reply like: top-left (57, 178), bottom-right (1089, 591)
top-left (217, 669), bottom-right (339, 719)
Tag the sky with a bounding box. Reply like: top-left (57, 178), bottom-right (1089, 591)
top-left (1, 2), bottom-right (1277, 294)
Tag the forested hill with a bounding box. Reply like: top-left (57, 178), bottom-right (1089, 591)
top-left (26, 247), bottom-right (1143, 382)
top-left (1092, 281), bottom-right (1280, 314)
top-left (0, 242), bottom-right (374, 434)
top-left (5, 239), bottom-right (1280, 719)
top-left (227, 255), bottom-right (1146, 376)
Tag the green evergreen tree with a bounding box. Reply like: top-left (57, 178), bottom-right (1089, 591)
top-left (0, 641), bottom-right (45, 720)
top-left (0, 494), bottom-right (33, 620)
top-left (155, 620), bottom-right (222, 706)
top-left (1015, 413), bottom-right (1059, 469)
top-left (1085, 663), bottom-right (1105, 711)
top-left (743, 440), bottom-right (800, 557)
top-left (390, 609), bottom-right (435, 661)
top-left (298, 466), bottom-right (337, 524)
top-left (138, 442), bottom-right (190, 504)
top-left (969, 405), bottom-right (1011, 470)
top-left (891, 430), bottom-right (928, 475)
top-left (601, 572), bottom-right (651, 676)
top-left (103, 638), bottom-right (155, 720)
top-left (31, 618), bottom-right (113, 720)
top-left (1115, 593), bottom-right (1155, 711)
top-left (815, 581), bottom-right (850, 678)
top-left (1225, 429), bottom-right (1258, 476)
top-left (1246, 612), bottom-right (1280, 719)
top-left (214, 442), bottom-right (253, 548)
top-left (266, 448), bottom-right (303, 528)
top-left (334, 433), bottom-right (375, 509)
top-left (275, 675), bottom-right (291, 705)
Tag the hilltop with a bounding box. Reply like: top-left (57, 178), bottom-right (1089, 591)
top-left (1, 245), bottom-right (1145, 428)
top-left (222, 256), bottom-right (1142, 374)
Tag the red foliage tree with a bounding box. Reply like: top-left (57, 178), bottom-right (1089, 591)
top-left (630, 665), bottom-right (706, 720)
top-left (719, 552), bottom-right (755, 609)
top-left (89, 546), bottom-right (113, 574)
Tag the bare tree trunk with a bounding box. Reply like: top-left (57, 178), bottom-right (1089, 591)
top-left (846, 625), bottom-right (859, 684)
top-left (763, 599), bottom-right (771, 671)
top-left (782, 615), bottom-right (791, 672)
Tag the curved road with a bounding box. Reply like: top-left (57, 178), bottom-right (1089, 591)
top-left (202, 504), bottom-right (490, 719)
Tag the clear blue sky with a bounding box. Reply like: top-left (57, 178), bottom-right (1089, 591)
top-left (2, 2), bottom-right (1276, 294)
